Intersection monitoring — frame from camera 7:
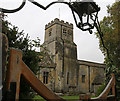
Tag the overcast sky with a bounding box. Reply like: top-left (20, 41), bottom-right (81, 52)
top-left (0, 0), bottom-right (115, 63)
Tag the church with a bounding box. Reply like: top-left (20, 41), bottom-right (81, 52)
top-left (38, 18), bottom-right (105, 95)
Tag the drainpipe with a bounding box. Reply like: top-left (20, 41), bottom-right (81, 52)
top-left (88, 66), bottom-right (90, 92)
top-left (60, 25), bottom-right (64, 77)
top-left (0, 18), bottom-right (2, 101)
top-left (0, 33), bottom-right (2, 101)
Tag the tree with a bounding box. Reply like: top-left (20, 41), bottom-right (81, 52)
top-left (1, 14), bottom-right (41, 99)
top-left (95, 2), bottom-right (120, 99)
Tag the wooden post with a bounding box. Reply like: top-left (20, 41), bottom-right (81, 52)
top-left (5, 48), bottom-right (66, 101)
top-left (112, 74), bottom-right (115, 96)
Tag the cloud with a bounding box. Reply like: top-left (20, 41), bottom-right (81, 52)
top-left (0, 0), bottom-right (115, 63)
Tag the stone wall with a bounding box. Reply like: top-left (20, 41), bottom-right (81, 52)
top-left (77, 65), bottom-right (90, 93)
top-left (77, 60), bottom-right (105, 94)
top-left (39, 67), bottom-right (56, 91)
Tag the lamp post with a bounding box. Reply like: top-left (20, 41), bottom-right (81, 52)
top-left (0, 0), bottom-right (100, 32)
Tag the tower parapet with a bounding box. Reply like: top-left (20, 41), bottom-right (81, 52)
top-left (45, 18), bottom-right (73, 30)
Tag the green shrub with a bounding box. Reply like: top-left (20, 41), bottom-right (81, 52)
top-left (96, 83), bottom-right (106, 97)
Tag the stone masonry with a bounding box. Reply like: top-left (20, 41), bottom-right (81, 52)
top-left (39, 18), bottom-right (105, 95)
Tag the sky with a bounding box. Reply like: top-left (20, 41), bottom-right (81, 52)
top-left (0, 0), bottom-right (115, 63)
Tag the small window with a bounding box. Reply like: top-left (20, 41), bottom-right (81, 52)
top-left (49, 28), bottom-right (52, 36)
top-left (63, 28), bottom-right (67, 34)
top-left (82, 75), bottom-right (85, 83)
top-left (67, 72), bottom-right (69, 84)
top-left (43, 72), bottom-right (49, 84)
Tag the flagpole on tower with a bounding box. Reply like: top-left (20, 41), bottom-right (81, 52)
top-left (59, 8), bottom-right (60, 19)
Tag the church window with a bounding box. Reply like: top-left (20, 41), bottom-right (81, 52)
top-left (82, 75), bottom-right (85, 83)
top-left (43, 72), bottom-right (49, 84)
top-left (63, 28), bottom-right (67, 34)
top-left (67, 72), bottom-right (69, 84)
top-left (49, 28), bottom-right (52, 36)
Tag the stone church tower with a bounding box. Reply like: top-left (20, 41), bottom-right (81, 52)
top-left (41, 18), bottom-right (77, 92)
top-left (40, 18), bottom-right (105, 94)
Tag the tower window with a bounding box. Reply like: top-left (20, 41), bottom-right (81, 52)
top-left (49, 28), bottom-right (52, 36)
top-left (63, 28), bottom-right (67, 34)
top-left (82, 75), bottom-right (85, 83)
top-left (43, 72), bottom-right (49, 84)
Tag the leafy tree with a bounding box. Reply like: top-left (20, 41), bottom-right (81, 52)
top-left (1, 14), bottom-right (41, 99)
top-left (95, 2), bottom-right (120, 99)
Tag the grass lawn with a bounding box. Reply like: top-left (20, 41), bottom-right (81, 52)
top-left (61, 95), bottom-right (79, 99)
top-left (33, 95), bottom-right (79, 101)
top-left (33, 95), bottom-right (45, 101)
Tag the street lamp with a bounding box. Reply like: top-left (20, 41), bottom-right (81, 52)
top-left (0, 0), bottom-right (100, 33)
top-left (69, 2), bottom-right (100, 33)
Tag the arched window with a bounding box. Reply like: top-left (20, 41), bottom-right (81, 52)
top-left (43, 72), bottom-right (49, 84)
top-left (49, 28), bottom-right (52, 36)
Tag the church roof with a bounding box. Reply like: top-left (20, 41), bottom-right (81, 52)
top-left (78, 60), bottom-right (106, 68)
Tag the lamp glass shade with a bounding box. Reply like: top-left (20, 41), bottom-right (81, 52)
top-left (70, 2), bottom-right (100, 31)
